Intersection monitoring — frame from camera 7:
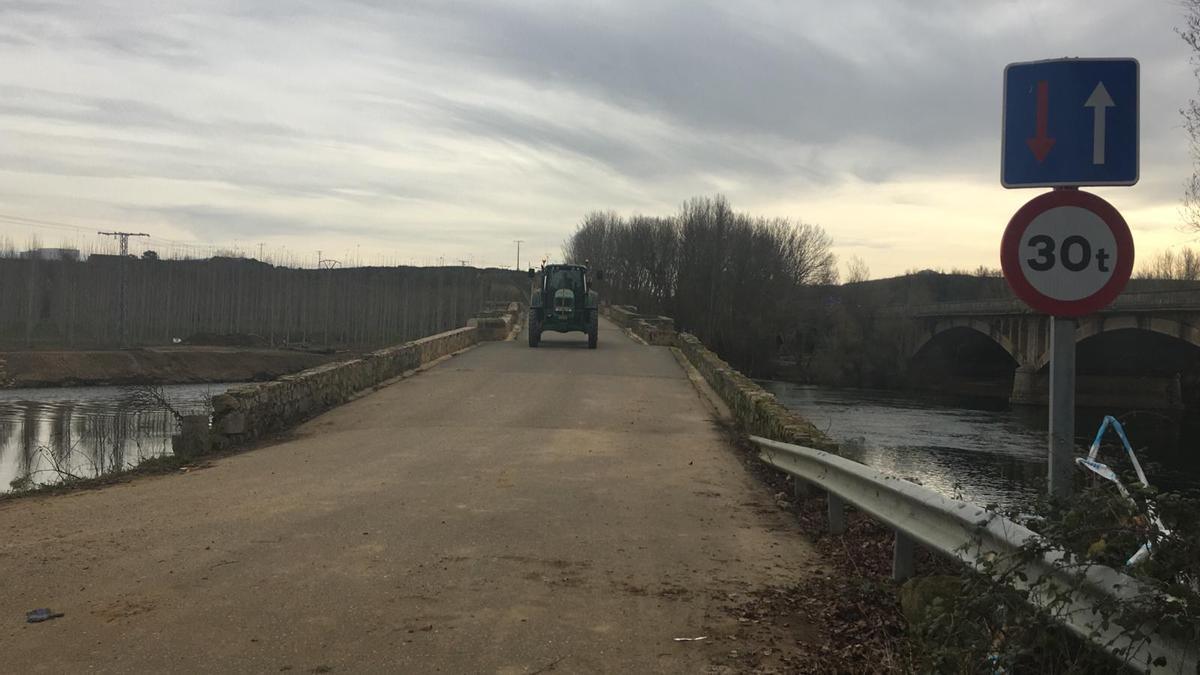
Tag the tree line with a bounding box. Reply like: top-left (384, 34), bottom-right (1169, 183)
top-left (1136, 247), bottom-right (1200, 281)
top-left (563, 195), bottom-right (837, 374)
top-left (0, 256), bottom-right (527, 349)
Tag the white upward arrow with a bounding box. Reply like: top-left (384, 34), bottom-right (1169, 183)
top-left (1084, 82), bottom-right (1115, 165)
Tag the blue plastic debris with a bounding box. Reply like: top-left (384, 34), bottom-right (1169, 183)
top-left (1075, 415), bottom-right (1168, 567)
top-left (25, 608), bottom-right (64, 623)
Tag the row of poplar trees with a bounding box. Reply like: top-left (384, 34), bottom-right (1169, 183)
top-left (0, 256), bottom-right (527, 349)
top-left (563, 195), bottom-right (838, 375)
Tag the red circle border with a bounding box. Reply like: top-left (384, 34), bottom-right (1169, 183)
top-left (1000, 190), bottom-right (1134, 317)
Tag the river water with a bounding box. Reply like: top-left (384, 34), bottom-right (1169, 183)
top-left (0, 384), bottom-right (239, 494)
top-left (759, 381), bottom-right (1200, 511)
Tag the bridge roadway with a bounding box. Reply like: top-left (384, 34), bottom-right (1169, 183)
top-left (1, 319), bottom-right (819, 673)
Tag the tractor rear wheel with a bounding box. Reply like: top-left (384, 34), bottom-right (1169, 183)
top-left (528, 313), bottom-right (541, 348)
top-left (587, 312), bottom-right (598, 349)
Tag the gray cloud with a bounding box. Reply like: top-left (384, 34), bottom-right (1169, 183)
top-left (0, 85), bottom-right (302, 140)
top-left (411, 1), bottom-right (1189, 176)
top-left (407, 2), bottom-right (995, 148)
top-left (85, 28), bottom-right (205, 66)
top-left (0, 0), bottom-right (1195, 272)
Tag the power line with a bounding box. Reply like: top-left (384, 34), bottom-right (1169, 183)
top-left (96, 231), bottom-right (150, 347)
top-left (97, 231), bottom-right (150, 257)
top-left (0, 212), bottom-right (92, 232)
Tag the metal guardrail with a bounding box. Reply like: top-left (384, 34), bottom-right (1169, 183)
top-left (750, 435), bottom-right (1198, 674)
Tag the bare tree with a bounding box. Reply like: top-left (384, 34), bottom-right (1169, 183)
top-left (844, 256), bottom-right (870, 284)
top-left (122, 384), bottom-right (189, 427)
top-left (1135, 247), bottom-right (1200, 280)
top-left (1181, 1), bottom-right (1200, 229)
top-left (564, 195), bottom-right (838, 374)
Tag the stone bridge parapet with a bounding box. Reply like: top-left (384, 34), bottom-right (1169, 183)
top-left (600, 304), bottom-right (677, 346)
top-left (601, 304), bottom-right (835, 449)
top-left (210, 304), bottom-right (520, 447)
top-left (211, 327), bottom-right (479, 446)
top-left (675, 333), bottom-right (837, 451)
top-left (468, 302), bottom-right (521, 340)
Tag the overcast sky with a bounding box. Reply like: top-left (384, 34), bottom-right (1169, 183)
top-left (0, 0), bottom-right (1196, 275)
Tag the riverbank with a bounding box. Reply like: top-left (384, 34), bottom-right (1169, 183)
top-left (759, 380), bottom-right (1200, 509)
top-left (0, 347), bottom-right (341, 388)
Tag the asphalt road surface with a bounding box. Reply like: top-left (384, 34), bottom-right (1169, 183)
top-left (2, 319), bottom-right (819, 673)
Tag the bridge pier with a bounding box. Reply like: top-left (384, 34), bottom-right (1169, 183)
top-left (1010, 365), bottom-right (1041, 406)
top-left (1011, 370), bottom-right (1183, 410)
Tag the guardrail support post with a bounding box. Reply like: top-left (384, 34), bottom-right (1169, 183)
top-left (792, 476), bottom-right (810, 500)
top-left (1048, 316), bottom-right (1076, 499)
top-left (827, 493), bottom-right (846, 534)
top-left (892, 530), bottom-right (915, 581)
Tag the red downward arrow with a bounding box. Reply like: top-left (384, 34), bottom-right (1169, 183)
top-left (1025, 80), bottom-right (1055, 163)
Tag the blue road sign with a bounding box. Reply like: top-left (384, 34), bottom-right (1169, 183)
top-left (1002, 58), bottom-right (1139, 188)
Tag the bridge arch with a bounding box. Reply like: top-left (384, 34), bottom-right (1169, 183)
top-left (1032, 316), bottom-right (1200, 370)
top-left (908, 320), bottom-right (1021, 396)
top-left (911, 318), bottom-right (1019, 365)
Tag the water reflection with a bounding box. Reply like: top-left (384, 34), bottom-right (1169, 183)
top-left (0, 384), bottom-right (238, 493)
top-left (759, 381), bottom-right (1199, 511)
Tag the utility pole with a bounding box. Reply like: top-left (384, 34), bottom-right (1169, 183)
top-left (98, 231), bottom-right (149, 347)
top-left (98, 231), bottom-right (149, 257)
top-left (513, 240), bottom-right (524, 270)
top-left (317, 252), bottom-right (340, 269)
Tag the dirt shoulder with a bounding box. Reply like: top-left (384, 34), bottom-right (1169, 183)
top-left (0, 346), bottom-right (342, 388)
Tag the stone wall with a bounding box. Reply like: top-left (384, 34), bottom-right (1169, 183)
top-left (634, 316), bottom-right (677, 346)
top-left (675, 332), bottom-right (838, 451)
top-left (600, 305), bottom-right (831, 448)
top-left (600, 305), bottom-right (677, 346)
top-left (206, 304), bottom-right (521, 449)
top-left (210, 327), bottom-right (480, 447)
top-left (604, 305), bottom-right (640, 329)
top-left (467, 302), bottom-right (520, 340)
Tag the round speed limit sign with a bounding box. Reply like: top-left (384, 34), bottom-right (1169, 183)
top-left (1000, 190), bottom-right (1134, 317)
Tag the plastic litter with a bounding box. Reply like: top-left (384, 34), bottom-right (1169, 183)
top-left (25, 608), bottom-right (64, 623)
top-left (673, 636), bottom-right (708, 642)
top-left (1075, 415), bottom-right (1169, 567)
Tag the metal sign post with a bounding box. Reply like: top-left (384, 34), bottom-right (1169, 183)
top-left (1048, 316), bottom-right (1076, 498)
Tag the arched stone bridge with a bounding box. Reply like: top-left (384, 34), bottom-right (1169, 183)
top-left (907, 290), bottom-right (1200, 407)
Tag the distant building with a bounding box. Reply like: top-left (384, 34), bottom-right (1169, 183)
top-left (19, 248), bottom-right (80, 261)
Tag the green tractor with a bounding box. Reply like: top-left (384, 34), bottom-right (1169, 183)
top-left (527, 263), bottom-right (600, 349)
